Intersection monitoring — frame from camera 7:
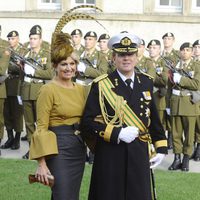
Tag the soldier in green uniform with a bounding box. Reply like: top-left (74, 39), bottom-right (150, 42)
top-left (1, 31), bottom-right (25, 150)
top-left (71, 29), bottom-right (85, 57)
top-left (162, 32), bottom-right (180, 149)
top-left (76, 31), bottom-right (109, 163)
top-left (148, 39), bottom-right (168, 131)
top-left (21, 26), bottom-right (53, 159)
top-left (24, 25), bottom-right (50, 52)
top-left (0, 37), bottom-right (10, 152)
top-left (98, 33), bottom-right (114, 74)
top-left (191, 39), bottom-right (200, 161)
top-left (137, 39), bottom-right (156, 78)
top-left (168, 42), bottom-right (200, 171)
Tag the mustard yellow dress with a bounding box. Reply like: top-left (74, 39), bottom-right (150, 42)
top-left (30, 81), bottom-right (86, 200)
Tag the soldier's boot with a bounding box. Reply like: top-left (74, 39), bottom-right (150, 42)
top-left (11, 132), bottom-right (21, 150)
top-left (22, 151), bottom-right (29, 159)
top-left (194, 143), bottom-right (200, 161)
top-left (168, 154), bottom-right (182, 170)
top-left (1, 130), bottom-right (14, 149)
top-left (167, 132), bottom-right (173, 150)
top-left (190, 142), bottom-right (197, 160)
top-left (181, 154), bottom-right (189, 172)
top-left (21, 134), bottom-right (28, 141)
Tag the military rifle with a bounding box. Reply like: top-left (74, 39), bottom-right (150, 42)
top-left (9, 48), bottom-right (44, 70)
top-left (161, 56), bottom-right (192, 79)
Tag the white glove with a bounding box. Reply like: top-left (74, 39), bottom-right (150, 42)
top-left (166, 108), bottom-right (170, 115)
top-left (150, 153), bottom-right (165, 169)
top-left (77, 62), bottom-right (87, 73)
top-left (118, 126), bottom-right (139, 143)
top-left (173, 73), bottom-right (182, 84)
top-left (24, 64), bottom-right (35, 76)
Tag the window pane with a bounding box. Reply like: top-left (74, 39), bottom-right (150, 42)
top-left (41, 0), bottom-right (50, 3)
top-left (197, 0), bottom-right (200, 7)
top-left (160, 0), bottom-right (169, 5)
top-left (52, 0), bottom-right (61, 3)
top-left (171, 0), bottom-right (181, 6)
top-left (76, 0), bottom-right (84, 3)
top-left (86, 0), bottom-right (95, 3)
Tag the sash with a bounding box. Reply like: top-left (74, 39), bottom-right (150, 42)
top-left (99, 77), bottom-right (148, 133)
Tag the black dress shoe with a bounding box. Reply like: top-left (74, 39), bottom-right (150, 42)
top-left (168, 154), bottom-right (182, 170)
top-left (181, 155), bottom-right (189, 172)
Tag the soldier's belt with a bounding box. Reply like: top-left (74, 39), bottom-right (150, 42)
top-left (172, 89), bottom-right (191, 96)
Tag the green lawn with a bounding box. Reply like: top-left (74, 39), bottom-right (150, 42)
top-left (0, 158), bottom-right (199, 200)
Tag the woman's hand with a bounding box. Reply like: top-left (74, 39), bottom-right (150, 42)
top-left (35, 157), bottom-right (52, 186)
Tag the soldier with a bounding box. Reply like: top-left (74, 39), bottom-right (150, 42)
top-left (162, 32), bottom-right (180, 149)
top-left (81, 32), bottom-right (167, 200)
top-left (76, 31), bottom-right (109, 164)
top-left (21, 25), bottom-right (53, 159)
top-left (168, 42), bottom-right (200, 171)
top-left (148, 39), bottom-right (168, 131)
top-left (71, 29), bottom-right (85, 57)
top-left (1, 31), bottom-right (24, 150)
top-left (76, 31), bottom-right (109, 86)
top-left (98, 33), bottom-right (114, 73)
top-left (0, 34), bottom-right (10, 153)
top-left (24, 25), bottom-right (50, 52)
top-left (137, 39), bottom-right (156, 78)
top-left (192, 39), bottom-right (200, 161)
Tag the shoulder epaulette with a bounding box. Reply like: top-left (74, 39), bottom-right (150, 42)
top-left (93, 74), bottom-right (108, 83)
top-left (137, 69), bottom-right (154, 80)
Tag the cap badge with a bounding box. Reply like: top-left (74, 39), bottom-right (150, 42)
top-left (121, 37), bottom-right (132, 46)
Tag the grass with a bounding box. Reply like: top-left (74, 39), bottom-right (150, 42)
top-left (0, 158), bottom-right (200, 200)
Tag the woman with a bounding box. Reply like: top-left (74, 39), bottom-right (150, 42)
top-left (29, 32), bottom-right (86, 200)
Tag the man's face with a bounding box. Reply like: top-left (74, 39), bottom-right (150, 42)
top-left (99, 39), bottom-right (109, 51)
top-left (137, 44), bottom-right (145, 57)
top-left (84, 37), bottom-right (97, 50)
top-left (113, 52), bottom-right (137, 75)
top-left (193, 45), bottom-right (200, 57)
top-left (29, 34), bottom-right (41, 49)
top-left (180, 48), bottom-right (193, 61)
top-left (8, 36), bottom-right (19, 48)
top-left (148, 45), bottom-right (161, 58)
top-left (163, 36), bottom-right (175, 48)
top-left (71, 34), bottom-right (82, 46)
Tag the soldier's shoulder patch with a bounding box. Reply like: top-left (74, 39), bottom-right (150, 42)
top-left (93, 74), bottom-right (108, 83)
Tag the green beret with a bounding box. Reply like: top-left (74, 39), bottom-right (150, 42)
top-left (98, 34), bottom-right (110, 42)
top-left (162, 32), bottom-right (174, 39)
top-left (193, 40), bottom-right (200, 47)
top-left (71, 29), bottom-right (82, 36)
top-left (29, 25), bottom-right (42, 37)
top-left (180, 42), bottom-right (193, 50)
top-left (84, 31), bottom-right (97, 39)
top-left (7, 30), bottom-right (19, 37)
top-left (147, 39), bottom-right (161, 48)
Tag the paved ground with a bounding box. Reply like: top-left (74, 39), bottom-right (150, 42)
top-left (1, 132), bottom-right (200, 173)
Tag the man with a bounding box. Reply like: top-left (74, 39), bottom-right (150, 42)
top-left (148, 39), bottom-right (169, 131)
top-left (98, 33), bottom-right (114, 74)
top-left (137, 39), bottom-right (156, 78)
top-left (191, 39), bottom-right (200, 161)
top-left (1, 31), bottom-right (24, 150)
top-left (21, 25), bottom-right (53, 159)
top-left (81, 32), bottom-right (167, 200)
top-left (168, 42), bottom-right (200, 171)
top-left (76, 31), bottom-right (109, 164)
top-left (76, 31), bottom-right (109, 86)
top-left (71, 29), bottom-right (85, 57)
top-left (0, 34), bottom-right (10, 155)
top-left (24, 25), bottom-right (50, 52)
top-left (162, 32), bottom-right (180, 149)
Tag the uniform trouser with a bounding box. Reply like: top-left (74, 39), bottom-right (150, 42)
top-left (4, 96), bottom-right (23, 132)
top-left (171, 116), bottom-right (196, 156)
top-left (165, 112), bottom-right (172, 132)
top-left (195, 115), bottom-right (200, 143)
top-left (158, 110), bottom-right (166, 131)
top-left (23, 100), bottom-right (36, 142)
top-left (0, 98), bottom-right (5, 139)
